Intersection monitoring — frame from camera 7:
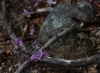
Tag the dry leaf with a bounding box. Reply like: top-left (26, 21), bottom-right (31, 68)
top-left (88, 65), bottom-right (98, 73)
top-left (5, 48), bottom-right (12, 56)
top-left (89, 37), bottom-right (96, 48)
top-left (88, 70), bottom-right (98, 73)
top-left (77, 32), bottom-right (88, 39)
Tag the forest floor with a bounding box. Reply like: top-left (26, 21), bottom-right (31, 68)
top-left (0, 0), bottom-right (100, 73)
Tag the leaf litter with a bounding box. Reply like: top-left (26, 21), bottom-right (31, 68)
top-left (0, 0), bottom-right (100, 73)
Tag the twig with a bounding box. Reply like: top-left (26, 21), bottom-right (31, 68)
top-left (15, 60), bottom-right (30, 73)
top-left (0, 41), bottom-right (11, 45)
top-left (43, 54), bottom-right (100, 67)
top-left (78, 27), bottom-right (100, 31)
top-left (36, 8), bottom-right (53, 13)
top-left (40, 23), bottom-right (75, 50)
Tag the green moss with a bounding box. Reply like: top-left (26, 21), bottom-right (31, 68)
top-left (43, 21), bottom-right (47, 25)
top-left (77, 2), bottom-right (85, 7)
top-left (53, 19), bottom-right (63, 28)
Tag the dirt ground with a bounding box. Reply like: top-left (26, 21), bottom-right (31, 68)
top-left (0, 0), bottom-right (100, 73)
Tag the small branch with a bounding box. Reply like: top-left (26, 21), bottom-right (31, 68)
top-left (78, 27), bottom-right (100, 32)
top-left (15, 60), bottom-right (30, 73)
top-left (36, 8), bottom-right (53, 13)
top-left (0, 41), bottom-right (11, 45)
top-left (40, 23), bottom-right (75, 50)
top-left (43, 54), bottom-right (100, 67)
top-left (15, 55), bottom-right (100, 70)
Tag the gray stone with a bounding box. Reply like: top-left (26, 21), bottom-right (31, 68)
top-left (37, 2), bottom-right (98, 47)
top-left (76, 1), bottom-right (98, 15)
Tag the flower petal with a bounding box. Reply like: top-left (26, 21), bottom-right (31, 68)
top-left (22, 53), bottom-right (28, 58)
top-left (29, 29), bottom-right (35, 35)
top-left (38, 49), bottom-right (47, 59)
top-left (50, 2), bottom-right (56, 5)
top-left (14, 37), bottom-right (22, 46)
top-left (33, 41), bottom-right (39, 49)
top-left (30, 55), bottom-right (38, 62)
top-left (38, 49), bottom-right (43, 59)
top-left (23, 9), bottom-right (33, 17)
top-left (49, 0), bottom-right (56, 5)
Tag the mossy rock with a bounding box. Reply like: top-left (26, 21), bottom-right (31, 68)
top-left (37, 1), bottom-right (98, 58)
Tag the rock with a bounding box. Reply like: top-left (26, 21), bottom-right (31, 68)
top-left (77, 1), bottom-right (98, 15)
top-left (37, 2), bottom-right (98, 48)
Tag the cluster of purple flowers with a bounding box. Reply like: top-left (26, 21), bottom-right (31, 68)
top-left (30, 49), bottom-right (47, 62)
top-left (30, 41), bottom-right (47, 62)
top-left (13, 37), bottom-right (47, 62)
top-left (14, 0), bottom-right (54, 63)
top-left (31, 41), bottom-right (47, 62)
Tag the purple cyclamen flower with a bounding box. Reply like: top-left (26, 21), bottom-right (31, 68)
top-left (49, 0), bottom-right (56, 5)
top-left (29, 29), bottom-right (35, 36)
top-left (22, 53), bottom-right (28, 58)
top-left (30, 49), bottom-right (47, 62)
top-left (14, 37), bottom-right (22, 46)
top-left (30, 55), bottom-right (38, 62)
top-left (23, 9), bottom-right (33, 17)
top-left (38, 49), bottom-right (47, 59)
top-left (33, 41), bottom-right (39, 49)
